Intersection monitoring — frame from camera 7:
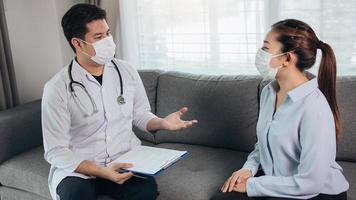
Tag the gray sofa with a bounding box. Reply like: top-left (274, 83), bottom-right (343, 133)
top-left (0, 70), bottom-right (355, 200)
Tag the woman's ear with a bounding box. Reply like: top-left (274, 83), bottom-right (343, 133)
top-left (284, 52), bottom-right (296, 66)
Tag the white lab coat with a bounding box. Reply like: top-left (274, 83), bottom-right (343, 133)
top-left (41, 58), bottom-right (157, 200)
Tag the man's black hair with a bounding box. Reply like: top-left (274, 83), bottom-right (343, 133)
top-left (61, 3), bottom-right (106, 52)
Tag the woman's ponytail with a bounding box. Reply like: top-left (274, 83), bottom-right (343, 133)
top-left (317, 41), bottom-right (342, 141)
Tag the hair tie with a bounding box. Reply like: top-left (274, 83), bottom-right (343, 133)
top-left (317, 40), bottom-right (324, 49)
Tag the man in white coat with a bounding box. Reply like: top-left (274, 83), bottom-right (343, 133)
top-left (42, 4), bottom-right (197, 200)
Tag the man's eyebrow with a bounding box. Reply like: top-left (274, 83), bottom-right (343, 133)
top-left (263, 40), bottom-right (270, 44)
top-left (93, 29), bottom-right (110, 36)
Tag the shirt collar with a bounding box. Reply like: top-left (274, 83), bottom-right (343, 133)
top-left (267, 72), bottom-right (318, 102)
top-left (287, 78), bottom-right (318, 102)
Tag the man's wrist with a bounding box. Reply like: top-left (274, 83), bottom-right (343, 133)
top-left (76, 160), bottom-right (106, 178)
top-left (147, 117), bottom-right (164, 132)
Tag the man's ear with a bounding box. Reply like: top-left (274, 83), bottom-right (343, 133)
top-left (71, 38), bottom-right (82, 51)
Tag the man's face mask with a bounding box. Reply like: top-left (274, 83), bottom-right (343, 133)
top-left (79, 35), bottom-right (116, 65)
top-left (255, 48), bottom-right (288, 79)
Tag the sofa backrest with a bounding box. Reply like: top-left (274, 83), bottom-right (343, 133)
top-left (0, 100), bottom-right (42, 164)
top-left (335, 76), bottom-right (356, 162)
top-left (154, 72), bottom-right (262, 152)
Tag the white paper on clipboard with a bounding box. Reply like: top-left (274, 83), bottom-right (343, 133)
top-left (111, 146), bottom-right (188, 176)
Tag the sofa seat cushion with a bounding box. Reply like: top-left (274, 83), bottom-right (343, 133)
top-left (154, 143), bottom-right (249, 200)
top-left (338, 161), bottom-right (356, 200)
top-left (0, 147), bottom-right (51, 199)
top-left (0, 141), bottom-right (153, 200)
top-left (0, 186), bottom-right (117, 200)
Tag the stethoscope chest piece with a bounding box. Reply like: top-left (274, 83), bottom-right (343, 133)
top-left (117, 95), bottom-right (126, 105)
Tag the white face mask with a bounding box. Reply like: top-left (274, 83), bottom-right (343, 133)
top-left (80, 35), bottom-right (116, 65)
top-left (255, 48), bottom-right (287, 79)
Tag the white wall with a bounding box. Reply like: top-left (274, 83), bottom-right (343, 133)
top-left (4, 0), bottom-right (83, 104)
top-left (101, 0), bottom-right (122, 58)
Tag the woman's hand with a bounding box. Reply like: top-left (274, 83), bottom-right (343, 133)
top-left (221, 169), bottom-right (252, 192)
top-left (232, 180), bottom-right (247, 193)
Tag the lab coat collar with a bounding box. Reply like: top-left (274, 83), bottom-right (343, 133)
top-left (71, 58), bottom-right (115, 84)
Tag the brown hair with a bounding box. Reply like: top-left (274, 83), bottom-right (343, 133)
top-left (272, 19), bottom-right (341, 141)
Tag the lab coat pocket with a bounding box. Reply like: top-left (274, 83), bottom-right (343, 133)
top-left (120, 86), bottom-right (135, 118)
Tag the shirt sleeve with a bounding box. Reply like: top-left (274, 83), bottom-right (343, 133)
top-left (246, 100), bottom-right (335, 199)
top-left (132, 70), bottom-right (157, 132)
top-left (42, 83), bottom-right (85, 173)
top-left (241, 142), bottom-right (261, 176)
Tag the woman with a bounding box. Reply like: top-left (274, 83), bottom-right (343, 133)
top-left (212, 19), bottom-right (349, 200)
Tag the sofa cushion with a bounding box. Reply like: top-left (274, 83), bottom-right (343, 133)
top-left (0, 186), bottom-right (116, 200)
top-left (0, 100), bottom-right (42, 164)
top-left (335, 76), bottom-right (356, 162)
top-left (155, 143), bottom-right (249, 200)
top-left (0, 147), bottom-right (51, 199)
top-left (134, 70), bottom-right (162, 143)
top-left (338, 161), bottom-right (356, 200)
top-left (0, 140), bottom-right (154, 200)
top-left (156, 72), bottom-right (262, 152)
top-left (0, 186), bottom-right (49, 200)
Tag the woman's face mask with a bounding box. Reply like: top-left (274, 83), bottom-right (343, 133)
top-left (79, 35), bottom-right (116, 65)
top-left (255, 48), bottom-right (288, 79)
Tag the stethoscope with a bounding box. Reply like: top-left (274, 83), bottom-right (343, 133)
top-left (68, 59), bottom-right (125, 117)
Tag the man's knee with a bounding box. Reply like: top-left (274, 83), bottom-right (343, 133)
top-left (137, 177), bottom-right (159, 199)
top-left (56, 177), bottom-right (96, 200)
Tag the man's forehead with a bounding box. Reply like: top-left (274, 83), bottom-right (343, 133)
top-left (86, 19), bottom-right (109, 35)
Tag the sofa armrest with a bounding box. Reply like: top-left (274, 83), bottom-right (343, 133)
top-left (0, 100), bottom-right (42, 164)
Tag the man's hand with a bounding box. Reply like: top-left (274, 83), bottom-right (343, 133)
top-left (76, 160), bottom-right (134, 185)
top-left (147, 107), bottom-right (198, 132)
top-left (221, 169), bottom-right (252, 193)
top-left (161, 107), bottom-right (198, 131)
top-left (100, 163), bottom-right (134, 184)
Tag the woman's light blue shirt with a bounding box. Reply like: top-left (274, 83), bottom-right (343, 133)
top-left (242, 77), bottom-right (349, 199)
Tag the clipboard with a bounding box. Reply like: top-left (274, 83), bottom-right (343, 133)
top-left (111, 145), bottom-right (188, 177)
